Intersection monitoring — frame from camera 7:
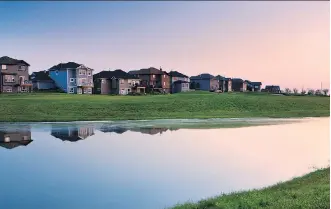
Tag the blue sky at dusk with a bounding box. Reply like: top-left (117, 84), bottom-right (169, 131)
top-left (0, 1), bottom-right (329, 89)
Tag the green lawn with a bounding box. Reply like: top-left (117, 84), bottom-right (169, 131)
top-left (0, 91), bottom-right (329, 122)
top-left (169, 168), bottom-right (330, 209)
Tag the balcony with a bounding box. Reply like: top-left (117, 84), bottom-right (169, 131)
top-left (77, 81), bottom-right (94, 88)
top-left (20, 80), bottom-right (33, 86)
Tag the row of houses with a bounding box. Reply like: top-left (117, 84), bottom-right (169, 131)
top-left (0, 56), bottom-right (280, 94)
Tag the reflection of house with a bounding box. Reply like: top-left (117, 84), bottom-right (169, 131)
top-left (51, 126), bottom-right (95, 142)
top-left (99, 126), bottom-right (128, 134)
top-left (129, 128), bottom-right (169, 135)
top-left (0, 130), bottom-right (33, 149)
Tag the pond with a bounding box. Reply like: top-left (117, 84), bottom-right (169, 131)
top-left (0, 118), bottom-right (329, 209)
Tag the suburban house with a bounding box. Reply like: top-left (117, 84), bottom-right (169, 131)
top-left (215, 75), bottom-right (232, 92)
top-left (51, 125), bottom-right (95, 142)
top-left (190, 73), bottom-right (219, 91)
top-left (0, 56), bottom-right (33, 93)
top-left (251, 82), bottom-right (262, 92)
top-left (0, 128), bottom-right (33, 149)
top-left (128, 67), bottom-right (171, 93)
top-left (30, 70), bottom-right (56, 90)
top-left (169, 71), bottom-right (190, 93)
top-left (231, 78), bottom-right (247, 92)
top-left (264, 85), bottom-right (281, 93)
top-left (48, 62), bottom-right (94, 94)
top-left (93, 69), bottom-right (143, 95)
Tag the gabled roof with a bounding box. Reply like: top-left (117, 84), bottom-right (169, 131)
top-left (0, 140), bottom-right (33, 149)
top-left (48, 62), bottom-right (92, 71)
top-left (232, 78), bottom-right (244, 82)
top-left (0, 56), bottom-right (30, 66)
top-left (129, 67), bottom-right (166, 75)
top-left (251, 82), bottom-right (262, 86)
top-left (169, 71), bottom-right (189, 78)
top-left (30, 71), bottom-right (53, 81)
top-left (94, 69), bottom-right (138, 80)
top-left (190, 73), bottom-right (215, 80)
top-left (174, 80), bottom-right (189, 84)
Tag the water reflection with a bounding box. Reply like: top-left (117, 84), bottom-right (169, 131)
top-left (0, 126), bottom-right (33, 149)
top-left (0, 118), bottom-right (328, 209)
top-left (51, 125), bottom-right (95, 142)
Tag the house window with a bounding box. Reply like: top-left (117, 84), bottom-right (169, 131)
top-left (101, 79), bottom-right (105, 84)
top-left (4, 136), bottom-right (10, 142)
top-left (152, 74), bottom-right (155, 78)
top-left (21, 87), bottom-right (27, 92)
top-left (87, 88), bottom-right (92, 93)
top-left (69, 87), bottom-right (74, 93)
top-left (4, 75), bottom-right (15, 82)
top-left (120, 79), bottom-right (124, 84)
top-left (55, 70), bottom-right (59, 75)
top-left (19, 66), bottom-right (26, 71)
top-left (6, 88), bottom-right (12, 92)
top-left (163, 75), bottom-right (165, 78)
top-left (70, 78), bottom-right (75, 82)
top-left (1, 65), bottom-right (6, 70)
top-left (87, 71), bottom-right (92, 76)
top-left (79, 70), bottom-right (86, 75)
top-left (163, 82), bottom-right (165, 86)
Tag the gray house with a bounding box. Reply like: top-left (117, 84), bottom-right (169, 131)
top-left (0, 56), bottom-right (33, 93)
top-left (0, 128), bottom-right (33, 149)
top-left (169, 71), bottom-right (190, 93)
top-left (30, 70), bottom-right (56, 90)
top-left (190, 73), bottom-right (219, 91)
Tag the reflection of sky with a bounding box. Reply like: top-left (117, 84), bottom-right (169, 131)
top-left (0, 118), bottom-right (329, 209)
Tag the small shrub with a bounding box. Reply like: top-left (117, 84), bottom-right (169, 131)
top-left (308, 89), bottom-right (315, 95)
top-left (285, 88), bottom-right (291, 94)
top-left (322, 89), bottom-right (329, 96)
top-left (293, 88), bottom-right (298, 95)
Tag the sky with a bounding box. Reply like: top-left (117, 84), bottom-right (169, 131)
top-left (0, 1), bottom-right (329, 90)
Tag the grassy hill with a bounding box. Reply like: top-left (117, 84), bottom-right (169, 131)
top-left (169, 168), bottom-right (330, 209)
top-left (0, 91), bottom-right (329, 122)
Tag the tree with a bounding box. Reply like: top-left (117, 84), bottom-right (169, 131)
top-left (285, 88), bottom-right (291, 94)
top-left (293, 88), bottom-right (298, 95)
top-left (308, 89), bottom-right (315, 95)
top-left (323, 89), bottom-right (329, 96)
top-left (301, 89), bottom-right (307, 95)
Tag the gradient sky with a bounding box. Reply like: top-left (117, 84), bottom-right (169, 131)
top-left (0, 1), bottom-right (329, 89)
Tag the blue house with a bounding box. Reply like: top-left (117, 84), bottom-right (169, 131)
top-left (190, 73), bottom-right (219, 91)
top-left (48, 62), bottom-right (94, 94)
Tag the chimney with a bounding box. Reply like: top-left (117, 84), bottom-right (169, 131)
top-left (160, 66), bottom-right (162, 71)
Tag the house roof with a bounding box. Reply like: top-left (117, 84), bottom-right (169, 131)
top-left (190, 73), bottom-right (215, 80)
top-left (94, 69), bottom-right (138, 80)
top-left (0, 140), bottom-right (33, 149)
top-left (251, 82), bottom-right (262, 86)
top-left (0, 56), bottom-right (30, 66)
top-left (169, 71), bottom-right (189, 78)
top-left (129, 67), bottom-right (166, 75)
top-left (48, 62), bottom-right (93, 71)
top-left (232, 78), bottom-right (244, 82)
top-left (174, 80), bottom-right (189, 84)
top-left (30, 71), bottom-right (53, 81)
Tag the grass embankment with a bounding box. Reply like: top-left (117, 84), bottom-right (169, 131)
top-left (0, 91), bottom-right (329, 122)
top-left (170, 168), bottom-right (330, 209)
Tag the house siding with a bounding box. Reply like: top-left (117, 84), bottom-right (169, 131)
top-left (191, 79), bottom-right (211, 91)
top-left (36, 81), bottom-right (56, 90)
top-left (49, 70), bottom-right (68, 93)
top-left (1, 63), bottom-right (30, 93)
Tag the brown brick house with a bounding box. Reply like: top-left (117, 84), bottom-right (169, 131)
top-left (128, 67), bottom-right (170, 93)
top-left (0, 56), bottom-right (33, 93)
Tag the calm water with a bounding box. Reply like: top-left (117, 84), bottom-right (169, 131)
top-left (0, 118), bottom-right (329, 209)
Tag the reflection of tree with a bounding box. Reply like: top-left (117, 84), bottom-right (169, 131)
top-left (51, 125), bottom-right (95, 142)
top-left (0, 126), bottom-right (33, 149)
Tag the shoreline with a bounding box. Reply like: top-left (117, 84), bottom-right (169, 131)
top-left (169, 168), bottom-right (330, 209)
